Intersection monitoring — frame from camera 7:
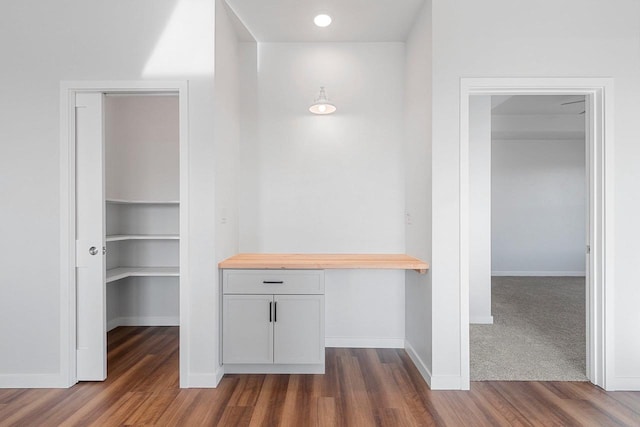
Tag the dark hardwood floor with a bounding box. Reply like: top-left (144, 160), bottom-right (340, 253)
top-left (1, 326), bottom-right (639, 426)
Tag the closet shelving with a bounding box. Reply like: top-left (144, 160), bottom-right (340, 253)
top-left (106, 267), bottom-right (180, 283)
top-left (104, 93), bottom-right (180, 329)
top-left (105, 199), bottom-right (179, 284)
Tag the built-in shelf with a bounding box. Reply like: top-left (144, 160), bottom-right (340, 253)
top-left (106, 198), bottom-right (179, 205)
top-left (106, 234), bottom-right (179, 242)
top-left (106, 267), bottom-right (180, 283)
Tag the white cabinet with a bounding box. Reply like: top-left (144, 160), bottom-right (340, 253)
top-left (222, 270), bottom-right (325, 374)
top-left (273, 294), bottom-right (324, 364)
top-left (223, 294), bottom-right (274, 364)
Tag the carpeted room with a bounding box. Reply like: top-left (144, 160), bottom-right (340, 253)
top-left (471, 276), bottom-right (586, 381)
top-left (469, 95), bottom-right (588, 382)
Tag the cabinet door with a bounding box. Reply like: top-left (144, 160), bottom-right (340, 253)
top-left (223, 295), bottom-right (273, 364)
top-left (273, 295), bottom-right (324, 365)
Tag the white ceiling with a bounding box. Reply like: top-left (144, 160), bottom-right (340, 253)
top-left (491, 95), bottom-right (586, 116)
top-left (224, 0), bottom-right (426, 42)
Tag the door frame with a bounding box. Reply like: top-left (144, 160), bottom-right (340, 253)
top-left (459, 77), bottom-right (615, 390)
top-left (59, 80), bottom-right (189, 387)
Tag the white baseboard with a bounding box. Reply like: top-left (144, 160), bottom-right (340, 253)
top-left (611, 377), bottom-right (640, 391)
top-left (325, 337), bottom-right (404, 348)
top-left (404, 340), bottom-right (432, 388)
top-left (492, 271), bottom-right (586, 277)
top-left (107, 316), bottom-right (180, 331)
top-left (0, 373), bottom-right (68, 388)
top-left (470, 316), bottom-right (494, 324)
top-left (224, 363), bottom-right (325, 374)
top-left (186, 371), bottom-right (222, 388)
top-left (430, 375), bottom-right (464, 390)
top-left (404, 341), bottom-right (464, 390)
top-left (216, 366), bottom-right (225, 386)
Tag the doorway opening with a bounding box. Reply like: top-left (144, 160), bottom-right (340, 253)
top-left (59, 82), bottom-right (189, 387)
top-left (459, 78), bottom-right (615, 390)
top-left (469, 94), bottom-right (588, 381)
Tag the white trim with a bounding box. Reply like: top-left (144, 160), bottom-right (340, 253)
top-left (187, 371), bottom-right (223, 388)
top-left (325, 337), bottom-right (404, 348)
top-left (491, 271), bottom-right (586, 277)
top-left (178, 84), bottom-right (190, 388)
top-left (59, 85), bottom-right (76, 387)
top-left (404, 340), bottom-right (432, 388)
top-left (470, 316), bottom-right (494, 324)
top-left (107, 318), bottom-right (118, 332)
top-left (223, 364), bottom-right (325, 374)
top-left (107, 316), bottom-right (180, 332)
top-left (460, 89), bottom-right (471, 390)
top-left (602, 82), bottom-right (616, 391)
top-left (0, 374), bottom-right (69, 389)
top-left (611, 377), bottom-right (640, 391)
top-left (60, 80), bottom-right (190, 389)
top-left (430, 375), bottom-right (464, 390)
top-left (460, 77), bottom-right (614, 391)
top-left (216, 366), bottom-right (225, 386)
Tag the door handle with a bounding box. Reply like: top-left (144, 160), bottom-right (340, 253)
top-left (89, 246), bottom-right (98, 256)
top-left (274, 301), bottom-right (277, 322)
top-left (269, 301), bottom-right (272, 322)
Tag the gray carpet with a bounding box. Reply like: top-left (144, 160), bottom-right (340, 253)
top-left (470, 276), bottom-right (587, 381)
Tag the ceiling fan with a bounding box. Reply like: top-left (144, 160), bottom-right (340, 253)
top-left (561, 99), bottom-right (585, 115)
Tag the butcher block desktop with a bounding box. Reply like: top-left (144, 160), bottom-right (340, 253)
top-left (218, 253), bottom-right (429, 376)
top-left (218, 253), bottom-right (429, 274)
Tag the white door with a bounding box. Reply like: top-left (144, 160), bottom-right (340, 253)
top-left (75, 92), bottom-right (107, 381)
top-left (584, 95), bottom-right (593, 382)
top-left (273, 294), bottom-right (324, 365)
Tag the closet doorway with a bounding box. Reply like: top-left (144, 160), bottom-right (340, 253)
top-left (60, 82), bottom-right (189, 385)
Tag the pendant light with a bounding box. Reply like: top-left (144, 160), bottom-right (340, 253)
top-left (309, 87), bottom-right (336, 115)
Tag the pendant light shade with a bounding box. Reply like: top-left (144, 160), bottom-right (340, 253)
top-left (309, 87), bottom-right (336, 115)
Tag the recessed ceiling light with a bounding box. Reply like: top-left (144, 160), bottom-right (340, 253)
top-left (314, 14), bottom-right (332, 28)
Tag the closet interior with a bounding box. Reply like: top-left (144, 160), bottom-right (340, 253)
top-left (104, 94), bottom-right (180, 331)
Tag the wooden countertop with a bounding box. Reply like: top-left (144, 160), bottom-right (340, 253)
top-left (218, 253), bottom-right (429, 274)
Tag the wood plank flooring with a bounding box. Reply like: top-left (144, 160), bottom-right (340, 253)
top-left (1, 326), bottom-right (639, 426)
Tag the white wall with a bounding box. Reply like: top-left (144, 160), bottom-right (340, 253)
top-left (469, 106), bottom-right (585, 326)
top-left (249, 43), bottom-right (406, 253)
top-left (492, 114), bottom-right (585, 140)
top-left (237, 41), bottom-right (260, 251)
top-left (469, 96), bottom-right (492, 324)
top-left (492, 138), bottom-right (586, 276)
top-left (490, 113), bottom-right (586, 276)
top-left (0, 0), bottom-right (230, 387)
top-left (239, 42), bottom-right (407, 346)
top-left (211, 0), bottom-right (243, 377)
top-left (404, 0), bottom-right (433, 380)
top-left (105, 95), bottom-right (180, 201)
top-left (107, 278), bottom-right (180, 330)
top-left (431, 0), bottom-right (640, 389)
